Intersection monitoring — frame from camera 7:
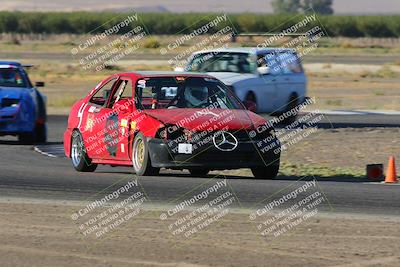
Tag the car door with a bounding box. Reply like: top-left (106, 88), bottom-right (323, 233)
top-left (274, 51), bottom-right (306, 112)
top-left (108, 76), bottom-right (135, 161)
top-left (254, 52), bottom-right (280, 113)
top-left (84, 77), bottom-right (119, 160)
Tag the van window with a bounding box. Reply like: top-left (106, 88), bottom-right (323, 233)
top-left (263, 52), bottom-right (282, 75)
top-left (277, 52), bottom-right (303, 74)
top-left (187, 52), bottom-right (256, 74)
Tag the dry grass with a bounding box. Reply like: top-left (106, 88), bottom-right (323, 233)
top-left (358, 65), bottom-right (397, 78)
top-left (1, 35), bottom-right (400, 55)
top-left (24, 61), bottom-right (399, 111)
top-left (0, 37), bottom-right (398, 111)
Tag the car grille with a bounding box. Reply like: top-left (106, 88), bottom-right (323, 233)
top-left (195, 129), bottom-right (271, 142)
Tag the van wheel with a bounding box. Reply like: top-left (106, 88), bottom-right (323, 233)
top-left (283, 93), bottom-right (299, 124)
top-left (245, 92), bottom-right (257, 112)
top-left (132, 132), bottom-right (160, 176)
top-left (71, 130), bottom-right (97, 172)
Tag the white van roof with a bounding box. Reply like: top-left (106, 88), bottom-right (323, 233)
top-left (192, 47), bottom-right (295, 55)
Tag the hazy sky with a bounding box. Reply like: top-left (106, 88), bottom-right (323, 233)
top-left (1, 0), bottom-right (400, 14)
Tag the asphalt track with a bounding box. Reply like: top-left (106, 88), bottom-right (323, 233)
top-left (0, 113), bottom-right (399, 216)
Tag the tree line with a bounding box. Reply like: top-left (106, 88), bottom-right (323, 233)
top-left (0, 12), bottom-right (399, 37)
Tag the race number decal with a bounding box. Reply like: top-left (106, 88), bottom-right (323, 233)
top-left (77, 103), bottom-right (88, 129)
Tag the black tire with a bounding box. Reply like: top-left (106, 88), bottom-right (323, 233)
top-left (71, 130), bottom-right (97, 172)
top-left (18, 132), bottom-right (35, 144)
top-left (35, 123), bottom-right (47, 143)
top-left (251, 164), bottom-right (280, 179)
top-left (245, 92), bottom-right (256, 102)
top-left (188, 169), bottom-right (210, 177)
top-left (282, 93), bottom-right (299, 125)
top-left (132, 132), bottom-right (160, 176)
top-left (244, 92), bottom-right (257, 112)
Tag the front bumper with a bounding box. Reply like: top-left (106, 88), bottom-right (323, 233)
top-left (0, 106), bottom-right (35, 135)
top-left (63, 128), bottom-right (73, 157)
top-left (0, 118), bottom-right (33, 136)
top-left (147, 137), bottom-right (281, 170)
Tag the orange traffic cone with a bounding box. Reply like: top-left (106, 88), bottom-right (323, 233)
top-left (384, 156), bottom-right (398, 183)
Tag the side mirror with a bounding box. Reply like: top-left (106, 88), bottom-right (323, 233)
top-left (174, 66), bottom-right (184, 72)
top-left (243, 100), bottom-right (257, 113)
top-left (257, 66), bottom-right (270, 75)
top-left (35, 81), bottom-right (45, 87)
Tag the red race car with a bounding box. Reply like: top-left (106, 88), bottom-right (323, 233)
top-left (64, 72), bottom-right (281, 179)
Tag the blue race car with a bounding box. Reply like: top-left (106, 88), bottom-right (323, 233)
top-left (0, 61), bottom-right (47, 143)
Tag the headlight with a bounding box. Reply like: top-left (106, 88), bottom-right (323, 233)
top-left (1, 98), bottom-right (20, 108)
top-left (156, 125), bottom-right (191, 141)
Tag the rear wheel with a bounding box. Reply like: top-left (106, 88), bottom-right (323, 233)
top-left (132, 132), bottom-right (160, 176)
top-left (188, 169), bottom-right (210, 177)
top-left (35, 123), bottom-right (47, 143)
top-left (251, 164), bottom-right (279, 179)
top-left (71, 130), bottom-right (97, 172)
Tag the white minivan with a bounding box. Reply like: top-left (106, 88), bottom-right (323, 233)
top-left (178, 47), bottom-right (307, 116)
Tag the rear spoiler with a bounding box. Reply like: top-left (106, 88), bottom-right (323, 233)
top-left (0, 64), bottom-right (33, 69)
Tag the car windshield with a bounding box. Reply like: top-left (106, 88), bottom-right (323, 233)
top-left (186, 52), bottom-right (257, 74)
top-left (0, 68), bottom-right (27, 88)
top-left (135, 76), bottom-right (244, 110)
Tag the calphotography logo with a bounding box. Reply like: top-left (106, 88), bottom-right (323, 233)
top-left (212, 131), bottom-right (238, 151)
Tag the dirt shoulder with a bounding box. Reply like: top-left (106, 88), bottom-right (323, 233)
top-left (215, 127), bottom-right (400, 178)
top-left (0, 202), bottom-right (399, 267)
top-left (281, 127), bottom-right (400, 170)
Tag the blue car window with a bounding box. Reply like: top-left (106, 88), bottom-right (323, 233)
top-left (0, 68), bottom-right (27, 88)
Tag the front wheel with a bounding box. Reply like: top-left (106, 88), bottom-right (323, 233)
top-left (132, 132), bottom-right (160, 176)
top-left (18, 124), bottom-right (47, 144)
top-left (251, 164), bottom-right (279, 179)
top-left (18, 132), bottom-right (35, 144)
top-left (71, 130), bottom-right (97, 172)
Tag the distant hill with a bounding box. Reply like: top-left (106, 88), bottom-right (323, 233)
top-left (1, 0), bottom-right (399, 14)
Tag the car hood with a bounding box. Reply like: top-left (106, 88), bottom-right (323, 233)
top-left (0, 86), bottom-right (26, 99)
top-left (206, 72), bottom-right (256, 85)
top-left (144, 108), bottom-right (265, 131)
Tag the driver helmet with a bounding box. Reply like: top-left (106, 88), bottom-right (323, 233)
top-left (184, 87), bottom-right (208, 107)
